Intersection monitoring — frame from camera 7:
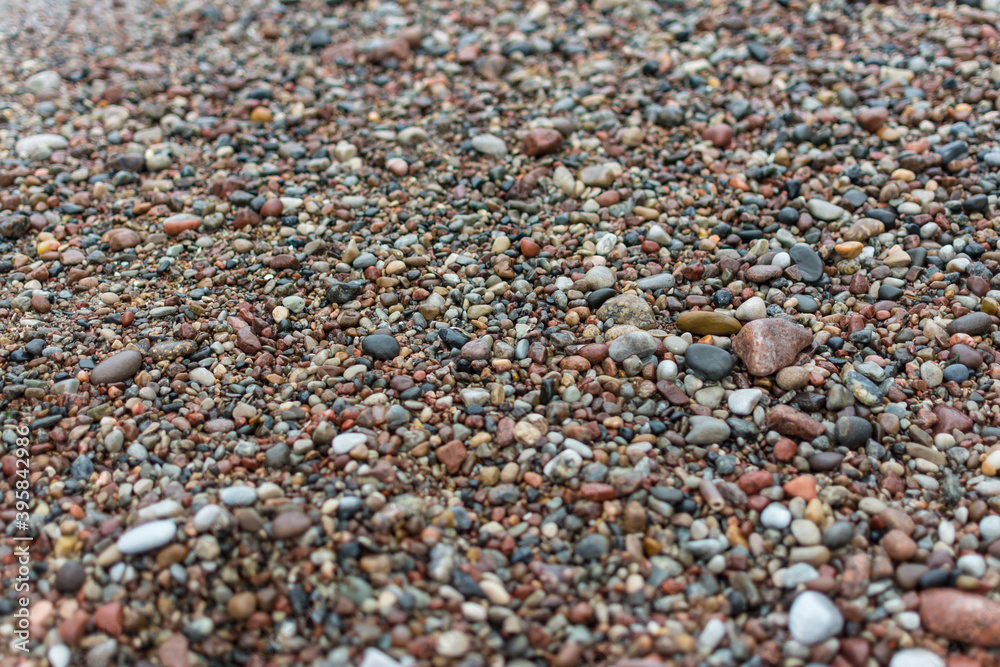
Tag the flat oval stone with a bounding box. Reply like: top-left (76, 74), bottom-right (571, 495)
top-left (272, 511), bottom-right (312, 540)
top-left (219, 486), bottom-right (258, 506)
top-left (745, 265), bottom-right (783, 282)
top-left (684, 344), bottom-right (734, 381)
top-left (116, 520), bottom-right (177, 554)
top-left (676, 311), bottom-right (742, 336)
top-left (149, 341), bottom-right (197, 361)
top-left (788, 244), bottom-right (824, 282)
top-left (947, 312), bottom-right (992, 337)
top-left (362, 334), bottom-right (401, 360)
top-left (90, 350), bottom-right (143, 384)
top-left (842, 218), bottom-right (884, 242)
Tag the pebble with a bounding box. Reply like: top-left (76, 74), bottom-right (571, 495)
top-left (116, 520), bottom-right (177, 554)
top-left (684, 344), bottom-right (734, 381)
top-left (788, 591), bottom-right (844, 645)
top-left (732, 318), bottom-right (813, 376)
top-left (89, 350), bottom-right (143, 385)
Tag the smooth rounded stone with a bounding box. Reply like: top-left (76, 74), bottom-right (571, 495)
top-left (204, 418), bottom-right (234, 434)
top-left (957, 553), bottom-right (986, 578)
top-left (55, 561), bottom-right (86, 593)
top-left (574, 534), bottom-right (610, 560)
top-left (808, 452), bottom-right (844, 472)
top-left (791, 519), bottom-right (822, 546)
top-left (608, 331), bottom-right (657, 361)
top-left (946, 312), bottom-right (992, 336)
top-left (907, 351), bottom-right (939, 383)
top-left (579, 162), bottom-right (621, 187)
top-left (90, 350), bottom-right (143, 384)
top-left (459, 388), bottom-right (490, 406)
top-left (471, 134), bottom-right (507, 156)
top-left (636, 272), bottom-right (675, 291)
top-left (437, 631), bottom-right (472, 658)
top-left (586, 288), bottom-right (616, 309)
top-left (822, 521), bottom-right (854, 549)
top-left (732, 319), bottom-right (813, 376)
top-left (272, 512), bottom-right (312, 540)
top-left (595, 233), bottom-right (618, 256)
top-left (656, 359), bottom-right (678, 381)
top-left (361, 334), bottom-right (400, 360)
top-left (15, 133), bottom-right (69, 157)
top-left (728, 388), bottom-right (762, 415)
top-left (219, 486), bottom-right (258, 507)
top-left (597, 294), bottom-right (654, 329)
top-left (685, 416), bottom-right (731, 445)
top-left (978, 516), bottom-right (1000, 545)
top-left (888, 649), bottom-right (944, 667)
top-left (788, 244), bottom-right (825, 282)
top-left (783, 293), bottom-right (815, 315)
top-left (116, 520), bottom-right (177, 554)
top-left (760, 502), bottom-right (792, 530)
top-left (920, 589), bottom-right (1000, 646)
top-left (745, 264), bottom-right (782, 282)
top-left (584, 266), bottom-right (616, 290)
top-left (149, 340), bottom-right (197, 361)
top-left (676, 311), bottom-right (741, 336)
top-left (127, 443), bottom-right (148, 462)
top-left (805, 199), bottom-right (845, 222)
top-left (684, 344), bottom-right (734, 381)
top-left (779, 563), bottom-right (819, 588)
top-left (943, 364), bottom-right (970, 383)
top-left (461, 338), bottom-right (493, 361)
top-left (835, 416), bottom-right (872, 449)
top-left (522, 128), bottom-right (563, 156)
top-left (735, 296), bottom-right (767, 321)
top-left (193, 505), bottom-right (230, 532)
top-left (48, 645), bottom-right (71, 667)
top-left (188, 367), bottom-right (216, 386)
top-left (397, 127), bottom-right (428, 146)
top-left (702, 123), bottom-right (733, 148)
top-left (332, 433), bottom-right (368, 455)
top-left (25, 69), bottom-right (61, 93)
top-left (788, 591), bottom-right (844, 645)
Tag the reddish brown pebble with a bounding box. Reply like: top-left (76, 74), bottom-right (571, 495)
top-left (260, 199), bottom-right (283, 217)
top-left (766, 404), bottom-right (827, 439)
top-left (856, 107), bottom-right (888, 133)
top-left (782, 476), bottom-right (817, 501)
top-left (164, 217), bottom-right (200, 235)
top-left (31, 293), bottom-right (51, 313)
top-left (702, 124), bottom-right (733, 148)
top-left (94, 601), bottom-right (124, 636)
top-left (920, 589), bottom-right (1000, 647)
top-left (773, 438), bottom-right (797, 461)
top-left (522, 128), bottom-right (563, 156)
top-left (436, 440), bottom-right (467, 473)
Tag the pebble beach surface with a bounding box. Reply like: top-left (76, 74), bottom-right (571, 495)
top-left (3, 0), bottom-right (1000, 666)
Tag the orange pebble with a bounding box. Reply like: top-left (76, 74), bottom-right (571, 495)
top-left (783, 476), bottom-right (817, 501)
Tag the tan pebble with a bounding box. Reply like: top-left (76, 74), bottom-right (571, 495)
top-left (835, 241), bottom-right (863, 259)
